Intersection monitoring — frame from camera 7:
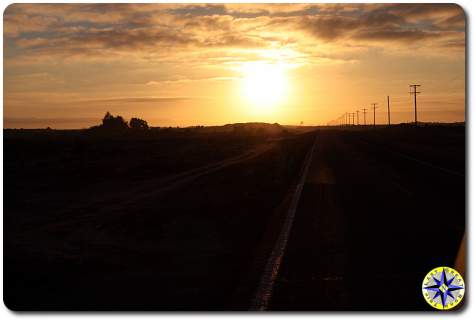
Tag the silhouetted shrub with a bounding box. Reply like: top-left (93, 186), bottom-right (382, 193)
top-left (129, 117), bottom-right (149, 130)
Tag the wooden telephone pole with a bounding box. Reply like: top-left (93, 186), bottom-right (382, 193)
top-left (409, 84), bottom-right (421, 125)
top-left (387, 96), bottom-right (391, 126)
top-left (362, 108), bottom-right (367, 125)
top-left (371, 103), bottom-right (378, 127)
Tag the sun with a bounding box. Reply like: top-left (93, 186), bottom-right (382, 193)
top-left (241, 62), bottom-right (289, 112)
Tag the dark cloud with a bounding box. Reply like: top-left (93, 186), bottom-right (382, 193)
top-left (203, 34), bottom-right (266, 48)
top-left (299, 16), bottom-right (359, 41)
top-left (182, 15), bottom-right (233, 31)
top-left (359, 10), bottom-right (406, 28)
top-left (293, 3), bottom-right (463, 45)
top-left (355, 29), bottom-right (439, 42)
top-left (168, 4), bottom-right (273, 19)
top-left (13, 27), bottom-right (200, 59)
top-left (69, 28), bottom-right (198, 49)
top-left (383, 3), bottom-right (463, 21)
top-left (168, 4), bottom-right (228, 17)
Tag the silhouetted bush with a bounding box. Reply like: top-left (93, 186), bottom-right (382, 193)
top-left (130, 117), bottom-right (149, 130)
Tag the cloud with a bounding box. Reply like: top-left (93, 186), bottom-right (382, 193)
top-left (81, 97), bottom-right (194, 104)
top-left (3, 3), bottom-right (465, 64)
top-left (4, 116), bottom-right (98, 125)
top-left (145, 76), bottom-right (238, 86)
top-left (354, 29), bottom-right (439, 42)
top-left (383, 3), bottom-right (463, 22)
top-left (294, 4), bottom-right (463, 45)
top-left (440, 40), bottom-right (466, 49)
top-left (297, 16), bottom-right (360, 41)
top-left (168, 4), bottom-right (228, 17)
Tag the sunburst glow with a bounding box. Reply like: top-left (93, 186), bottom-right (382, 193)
top-left (241, 62), bottom-right (289, 112)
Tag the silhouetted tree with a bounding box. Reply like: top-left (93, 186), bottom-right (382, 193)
top-left (129, 117), bottom-right (149, 130)
top-left (101, 112), bottom-right (128, 131)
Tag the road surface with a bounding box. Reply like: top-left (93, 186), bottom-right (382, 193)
top-left (267, 128), bottom-right (465, 310)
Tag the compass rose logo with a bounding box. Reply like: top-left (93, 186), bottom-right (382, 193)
top-left (422, 266), bottom-right (465, 310)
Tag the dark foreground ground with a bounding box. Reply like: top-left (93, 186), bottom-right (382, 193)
top-left (4, 123), bottom-right (314, 310)
top-left (270, 125), bottom-right (465, 310)
top-left (4, 124), bottom-right (465, 311)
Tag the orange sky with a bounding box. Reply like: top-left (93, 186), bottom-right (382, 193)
top-left (3, 3), bottom-right (465, 128)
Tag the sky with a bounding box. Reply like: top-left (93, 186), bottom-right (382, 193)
top-left (3, 3), bottom-right (466, 128)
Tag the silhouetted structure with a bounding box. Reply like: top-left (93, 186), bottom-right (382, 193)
top-left (409, 84), bottom-right (421, 125)
top-left (387, 96), bottom-right (391, 126)
top-left (371, 103), bottom-right (378, 127)
top-left (362, 108), bottom-right (367, 125)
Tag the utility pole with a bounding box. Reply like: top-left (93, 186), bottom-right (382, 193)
top-left (362, 108), bottom-right (367, 125)
top-left (387, 96), bottom-right (391, 126)
top-left (351, 113), bottom-right (354, 126)
top-left (356, 110), bottom-right (360, 125)
top-left (371, 103), bottom-right (377, 128)
top-left (409, 84), bottom-right (421, 126)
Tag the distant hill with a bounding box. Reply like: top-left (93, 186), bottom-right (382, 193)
top-left (192, 122), bottom-right (288, 135)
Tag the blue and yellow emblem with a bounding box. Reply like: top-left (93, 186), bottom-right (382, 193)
top-left (422, 266), bottom-right (465, 310)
